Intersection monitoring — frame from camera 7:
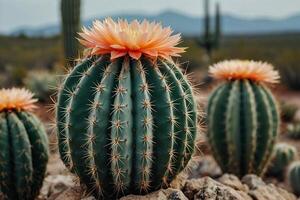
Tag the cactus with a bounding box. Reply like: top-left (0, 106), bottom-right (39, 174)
top-left (207, 60), bottom-right (280, 177)
top-left (280, 102), bottom-right (298, 122)
top-left (56, 18), bottom-right (198, 198)
top-left (61, 0), bottom-right (81, 66)
top-left (287, 123), bottom-right (300, 139)
top-left (199, 0), bottom-right (221, 60)
top-left (288, 161), bottom-right (300, 196)
top-left (267, 143), bottom-right (298, 179)
top-left (0, 88), bottom-right (49, 200)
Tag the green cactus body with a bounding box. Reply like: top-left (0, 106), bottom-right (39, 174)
top-left (268, 143), bottom-right (298, 178)
top-left (0, 111), bottom-right (49, 200)
top-left (61, 0), bottom-right (81, 66)
top-left (207, 79), bottom-right (279, 177)
top-left (56, 55), bottom-right (197, 198)
top-left (288, 161), bottom-right (300, 196)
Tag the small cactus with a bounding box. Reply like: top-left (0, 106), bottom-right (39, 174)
top-left (280, 102), bottom-right (298, 122)
top-left (288, 161), bottom-right (300, 196)
top-left (56, 18), bottom-right (198, 198)
top-left (207, 60), bottom-right (280, 177)
top-left (0, 88), bottom-right (49, 200)
top-left (267, 143), bottom-right (298, 178)
top-left (287, 123), bottom-right (300, 139)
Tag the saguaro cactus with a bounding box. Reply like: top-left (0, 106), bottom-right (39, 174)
top-left (207, 60), bottom-right (280, 177)
top-left (0, 88), bottom-right (49, 200)
top-left (288, 161), bottom-right (300, 196)
top-left (61, 0), bottom-right (81, 66)
top-left (56, 18), bottom-right (198, 198)
top-left (268, 143), bottom-right (298, 178)
top-left (199, 0), bottom-right (221, 60)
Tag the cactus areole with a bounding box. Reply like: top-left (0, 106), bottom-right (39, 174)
top-left (0, 88), bottom-right (49, 200)
top-left (56, 18), bottom-right (198, 198)
top-left (207, 60), bottom-right (280, 177)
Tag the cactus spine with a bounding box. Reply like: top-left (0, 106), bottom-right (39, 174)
top-left (288, 161), bottom-right (300, 196)
top-left (207, 79), bottom-right (279, 176)
top-left (56, 55), bottom-right (197, 198)
top-left (199, 0), bottom-right (221, 60)
top-left (268, 143), bottom-right (298, 178)
top-left (61, 0), bottom-right (81, 66)
top-left (0, 91), bottom-right (49, 200)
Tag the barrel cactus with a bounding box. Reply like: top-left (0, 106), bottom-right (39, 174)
top-left (207, 60), bottom-right (280, 177)
top-left (0, 88), bottom-right (49, 200)
top-left (287, 123), bottom-right (300, 139)
top-left (56, 18), bottom-right (198, 198)
top-left (268, 143), bottom-right (298, 178)
top-left (61, 0), bottom-right (81, 66)
top-left (288, 161), bottom-right (300, 196)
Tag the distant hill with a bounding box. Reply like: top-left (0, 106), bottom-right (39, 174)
top-left (11, 10), bottom-right (300, 37)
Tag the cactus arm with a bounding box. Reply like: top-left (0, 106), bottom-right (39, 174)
top-left (57, 58), bottom-right (94, 169)
top-left (240, 80), bottom-right (257, 174)
top-left (68, 56), bottom-right (108, 189)
top-left (159, 61), bottom-right (188, 176)
top-left (110, 59), bottom-right (133, 193)
top-left (250, 83), bottom-right (273, 174)
top-left (90, 60), bottom-right (120, 197)
top-left (7, 113), bottom-right (33, 200)
top-left (225, 80), bottom-right (241, 175)
top-left (17, 112), bottom-right (49, 198)
top-left (207, 83), bottom-right (232, 171)
top-left (0, 113), bottom-right (14, 200)
top-left (145, 60), bottom-right (174, 189)
top-left (169, 65), bottom-right (197, 169)
top-left (131, 60), bottom-right (153, 192)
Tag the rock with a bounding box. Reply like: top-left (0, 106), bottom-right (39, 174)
top-left (218, 174), bottom-right (249, 192)
top-left (48, 186), bottom-right (83, 200)
top-left (183, 177), bottom-right (252, 200)
top-left (242, 174), bottom-right (297, 200)
top-left (120, 188), bottom-right (188, 200)
top-left (39, 174), bottom-right (75, 198)
top-left (185, 156), bottom-right (222, 179)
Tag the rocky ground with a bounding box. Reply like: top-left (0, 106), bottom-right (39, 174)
top-left (36, 154), bottom-right (299, 200)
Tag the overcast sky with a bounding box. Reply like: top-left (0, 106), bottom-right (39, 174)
top-left (1, 0), bottom-right (300, 33)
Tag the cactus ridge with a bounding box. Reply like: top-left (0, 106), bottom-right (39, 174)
top-left (207, 80), bottom-right (279, 177)
top-left (56, 56), bottom-right (198, 198)
top-left (0, 111), bottom-right (49, 200)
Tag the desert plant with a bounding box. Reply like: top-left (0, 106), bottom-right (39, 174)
top-left (287, 123), bottom-right (300, 139)
top-left (207, 60), bottom-right (280, 177)
top-left (267, 143), bottom-right (298, 179)
top-left (280, 102), bottom-right (298, 122)
top-left (24, 70), bottom-right (58, 102)
top-left (0, 88), bottom-right (49, 200)
top-left (199, 0), bottom-right (221, 60)
top-left (61, 0), bottom-right (81, 66)
top-left (56, 18), bottom-right (198, 198)
top-left (288, 161), bottom-right (300, 196)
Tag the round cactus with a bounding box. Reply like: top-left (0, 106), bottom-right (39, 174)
top-left (56, 18), bottom-right (198, 198)
top-left (268, 143), bottom-right (298, 178)
top-left (287, 123), bottom-right (300, 139)
top-left (207, 60), bottom-right (280, 177)
top-left (288, 161), bottom-right (300, 196)
top-left (0, 88), bottom-right (49, 200)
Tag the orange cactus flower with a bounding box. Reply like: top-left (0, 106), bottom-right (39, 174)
top-left (0, 88), bottom-right (37, 112)
top-left (209, 60), bottom-right (280, 84)
top-left (78, 18), bottom-right (186, 61)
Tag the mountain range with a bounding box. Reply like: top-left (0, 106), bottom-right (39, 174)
top-left (11, 10), bottom-right (300, 36)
